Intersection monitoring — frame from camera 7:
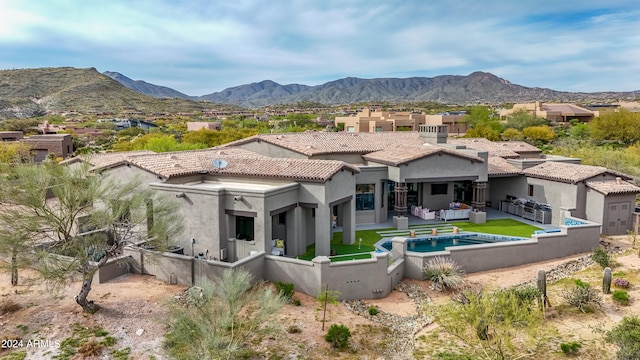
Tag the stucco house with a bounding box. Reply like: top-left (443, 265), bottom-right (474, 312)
top-left (500, 101), bottom-right (598, 122)
top-left (71, 126), bottom-right (639, 267)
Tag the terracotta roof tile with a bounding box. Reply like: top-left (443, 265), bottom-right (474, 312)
top-left (224, 132), bottom-right (426, 155)
top-left (522, 162), bottom-right (611, 183)
top-left (124, 148), bottom-right (359, 182)
top-left (199, 156), bottom-right (360, 182)
top-left (77, 151), bottom-right (156, 170)
top-left (362, 144), bottom-right (483, 166)
top-left (586, 179), bottom-right (640, 195)
top-left (449, 138), bottom-right (540, 158)
top-left (487, 157), bottom-right (521, 176)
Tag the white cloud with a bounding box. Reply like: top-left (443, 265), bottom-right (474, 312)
top-left (0, 0), bottom-right (638, 94)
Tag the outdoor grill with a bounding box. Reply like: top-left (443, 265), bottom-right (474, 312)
top-left (502, 198), bottom-right (552, 224)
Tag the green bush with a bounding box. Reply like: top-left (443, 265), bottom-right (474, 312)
top-left (423, 257), bottom-right (466, 291)
top-left (612, 290), bottom-right (630, 305)
top-left (574, 279), bottom-right (591, 288)
top-left (560, 341), bottom-right (581, 355)
top-left (291, 297), bottom-right (301, 306)
top-left (606, 316), bottom-right (640, 359)
top-left (368, 306), bottom-right (379, 316)
top-left (325, 324), bottom-right (351, 349)
top-left (591, 247), bottom-right (610, 268)
top-left (274, 282), bottom-right (295, 301)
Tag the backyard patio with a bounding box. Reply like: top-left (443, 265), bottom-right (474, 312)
top-left (298, 207), bottom-right (551, 261)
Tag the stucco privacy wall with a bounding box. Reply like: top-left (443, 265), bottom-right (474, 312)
top-left (122, 247), bottom-right (265, 286)
top-left (121, 248), bottom-right (404, 300)
top-left (399, 217), bottom-right (601, 279)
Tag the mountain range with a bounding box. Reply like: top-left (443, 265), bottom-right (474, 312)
top-left (1, 67), bottom-right (638, 119)
top-left (105, 71), bottom-right (640, 108)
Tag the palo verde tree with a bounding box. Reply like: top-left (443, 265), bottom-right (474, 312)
top-left (164, 268), bottom-right (286, 360)
top-left (431, 286), bottom-right (556, 359)
top-left (0, 160), bottom-right (184, 312)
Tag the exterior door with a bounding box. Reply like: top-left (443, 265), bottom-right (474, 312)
top-left (607, 202), bottom-right (631, 235)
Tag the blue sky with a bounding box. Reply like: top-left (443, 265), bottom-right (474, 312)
top-left (1, 0), bottom-right (638, 96)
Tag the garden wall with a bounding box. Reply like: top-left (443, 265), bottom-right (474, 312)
top-left (120, 247), bottom-right (404, 300)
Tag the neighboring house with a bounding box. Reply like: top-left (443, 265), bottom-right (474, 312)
top-left (187, 121), bottom-right (222, 131)
top-left (0, 131), bottom-right (73, 162)
top-left (500, 101), bottom-right (598, 122)
top-left (335, 109), bottom-right (427, 132)
top-left (0, 131), bottom-right (24, 141)
top-left (335, 109), bottom-right (469, 134)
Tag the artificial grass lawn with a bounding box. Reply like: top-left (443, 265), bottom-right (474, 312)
top-left (449, 218), bottom-right (542, 238)
top-left (298, 218), bottom-right (542, 261)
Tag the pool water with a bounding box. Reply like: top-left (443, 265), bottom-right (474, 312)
top-left (379, 234), bottom-right (525, 253)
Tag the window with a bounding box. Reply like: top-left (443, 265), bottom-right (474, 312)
top-left (356, 184), bottom-right (375, 211)
top-left (278, 212), bottom-right (286, 224)
top-left (374, 127), bottom-right (383, 132)
top-left (528, 185), bottom-right (534, 196)
top-left (431, 183), bottom-right (448, 195)
top-left (236, 216), bottom-right (254, 241)
top-left (347, 126), bottom-right (355, 132)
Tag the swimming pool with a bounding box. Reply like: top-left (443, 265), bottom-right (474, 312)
top-left (378, 233), bottom-right (526, 253)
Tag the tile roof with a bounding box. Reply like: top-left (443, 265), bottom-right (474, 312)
top-left (223, 132), bottom-right (426, 156)
top-left (67, 150), bottom-right (156, 170)
top-left (123, 148), bottom-right (359, 182)
top-left (362, 144), bottom-right (483, 166)
top-left (448, 138), bottom-right (540, 158)
top-left (487, 157), bottom-right (521, 176)
top-left (586, 179), bottom-right (640, 195)
top-left (522, 162), bottom-right (615, 183)
top-left (199, 156), bottom-right (360, 182)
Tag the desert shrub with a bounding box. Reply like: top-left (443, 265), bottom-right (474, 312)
top-left (511, 285), bottom-right (543, 308)
top-left (274, 282), bottom-right (295, 301)
top-left (606, 316), bottom-right (640, 359)
top-left (325, 324), bottom-right (351, 349)
top-left (612, 290), bottom-right (630, 305)
top-left (561, 281), bottom-right (602, 313)
top-left (291, 297), bottom-right (301, 306)
top-left (591, 247), bottom-right (610, 268)
top-left (0, 299), bottom-right (22, 314)
top-left (287, 325), bottom-right (302, 334)
top-left (560, 341), bottom-right (582, 355)
top-left (614, 278), bottom-right (630, 288)
top-left (164, 268), bottom-right (286, 360)
top-left (574, 279), bottom-right (590, 288)
top-left (77, 339), bottom-right (104, 357)
top-left (424, 257), bottom-right (466, 291)
top-left (435, 351), bottom-right (475, 360)
top-left (0, 351), bottom-right (27, 360)
top-left (434, 287), bottom-right (553, 359)
top-left (368, 306), bottom-right (379, 316)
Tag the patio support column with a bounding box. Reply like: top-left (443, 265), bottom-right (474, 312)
top-left (394, 182), bottom-right (408, 216)
top-left (471, 181), bottom-right (487, 211)
top-left (341, 199), bottom-right (355, 245)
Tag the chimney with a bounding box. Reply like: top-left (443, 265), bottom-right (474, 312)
top-left (419, 124), bottom-right (448, 145)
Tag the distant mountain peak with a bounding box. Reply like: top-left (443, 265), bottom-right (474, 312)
top-left (102, 71), bottom-right (193, 100)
